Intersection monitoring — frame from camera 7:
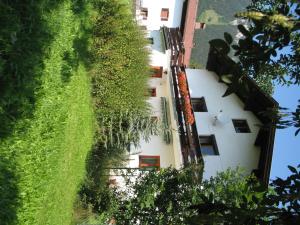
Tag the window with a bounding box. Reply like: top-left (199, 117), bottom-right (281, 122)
top-left (160, 8), bottom-right (169, 21)
top-left (199, 135), bottom-right (219, 155)
top-left (139, 155), bottom-right (160, 170)
top-left (151, 66), bottom-right (163, 78)
top-left (191, 97), bottom-right (208, 112)
top-left (141, 8), bottom-right (148, 20)
top-left (149, 88), bottom-right (156, 97)
top-left (147, 37), bottom-right (154, 44)
top-left (232, 119), bottom-right (251, 133)
top-left (195, 22), bottom-right (206, 30)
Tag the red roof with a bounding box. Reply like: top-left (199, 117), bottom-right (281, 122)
top-left (182, 0), bottom-right (199, 66)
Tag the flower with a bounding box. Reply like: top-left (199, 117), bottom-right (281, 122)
top-left (177, 71), bottom-right (195, 124)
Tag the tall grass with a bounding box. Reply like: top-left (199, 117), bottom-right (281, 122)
top-left (0, 0), bottom-right (152, 224)
top-left (77, 0), bottom-right (153, 221)
top-left (0, 1), bottom-right (94, 224)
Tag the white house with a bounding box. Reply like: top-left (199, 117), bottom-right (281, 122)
top-left (111, 0), bottom-right (277, 186)
top-left (135, 0), bottom-right (185, 30)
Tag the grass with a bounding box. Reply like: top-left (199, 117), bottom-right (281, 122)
top-left (0, 1), bottom-right (95, 224)
top-left (74, 0), bottom-right (153, 223)
top-left (0, 0), bottom-right (151, 224)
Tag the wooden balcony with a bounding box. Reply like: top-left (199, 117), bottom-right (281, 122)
top-left (163, 27), bottom-right (203, 166)
top-left (161, 26), bottom-right (185, 66)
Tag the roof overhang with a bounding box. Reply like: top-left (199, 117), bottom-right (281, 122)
top-left (206, 45), bottom-right (278, 186)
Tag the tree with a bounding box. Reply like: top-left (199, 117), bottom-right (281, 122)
top-left (108, 167), bottom-right (258, 224)
top-left (190, 165), bottom-right (300, 225)
top-left (210, 0), bottom-right (300, 135)
top-left (91, 166), bottom-right (299, 225)
top-left (112, 165), bottom-right (203, 225)
top-left (235, 0), bottom-right (300, 84)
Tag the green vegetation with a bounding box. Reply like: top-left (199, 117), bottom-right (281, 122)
top-left (89, 166), bottom-right (300, 225)
top-left (0, 0), bottom-right (150, 224)
top-left (208, 0), bottom-right (300, 132)
top-left (190, 166), bottom-right (300, 225)
top-left (75, 1), bottom-right (154, 223)
top-left (90, 0), bottom-right (152, 150)
top-left (0, 1), bottom-right (95, 224)
top-left (80, 165), bottom-right (203, 224)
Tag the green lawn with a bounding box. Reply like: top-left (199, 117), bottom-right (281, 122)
top-left (0, 1), bottom-right (94, 224)
top-left (0, 0), bottom-right (150, 224)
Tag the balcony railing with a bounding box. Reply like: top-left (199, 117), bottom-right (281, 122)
top-left (162, 26), bottom-right (185, 66)
top-left (162, 27), bottom-right (203, 165)
top-left (171, 66), bottom-right (202, 166)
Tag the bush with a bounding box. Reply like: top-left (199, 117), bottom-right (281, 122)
top-left (78, 0), bottom-right (154, 218)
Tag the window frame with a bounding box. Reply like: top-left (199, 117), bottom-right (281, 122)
top-left (160, 8), bottom-right (169, 21)
top-left (151, 66), bottom-right (163, 78)
top-left (141, 8), bottom-right (148, 20)
top-left (147, 37), bottom-right (154, 44)
top-left (199, 135), bottom-right (219, 155)
top-left (232, 119), bottom-right (251, 133)
top-left (139, 155), bottom-right (160, 170)
top-left (191, 97), bottom-right (208, 112)
top-left (149, 88), bottom-right (156, 97)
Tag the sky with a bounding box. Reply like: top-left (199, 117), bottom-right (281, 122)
top-left (269, 1), bottom-right (299, 182)
top-left (270, 84), bottom-right (300, 181)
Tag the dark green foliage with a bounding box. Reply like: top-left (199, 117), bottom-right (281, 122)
top-left (77, 0), bottom-right (153, 221)
top-left (0, 158), bottom-right (19, 225)
top-left (90, 0), bottom-right (149, 114)
top-left (0, 0), bottom-right (150, 224)
top-left (90, 166), bottom-right (299, 225)
top-left (250, 64), bottom-right (276, 95)
top-left (112, 165), bottom-right (204, 225)
top-left (78, 147), bottom-right (123, 220)
top-left (237, 0), bottom-right (300, 134)
top-left (89, 0), bottom-right (152, 150)
top-left (200, 168), bottom-right (262, 209)
top-left (277, 100), bottom-right (300, 136)
top-left (190, 165), bottom-right (300, 225)
top-left (0, 1), bottom-right (95, 224)
top-left (0, 0), bottom-right (57, 138)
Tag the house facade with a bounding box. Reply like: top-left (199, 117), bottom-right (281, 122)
top-left (112, 0), bottom-right (277, 185)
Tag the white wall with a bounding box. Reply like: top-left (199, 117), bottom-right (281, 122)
top-left (186, 69), bottom-right (262, 179)
top-left (122, 49), bottom-right (181, 171)
top-left (137, 0), bottom-right (184, 30)
top-left (127, 78), bottom-right (178, 169)
top-left (148, 30), bottom-right (168, 67)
